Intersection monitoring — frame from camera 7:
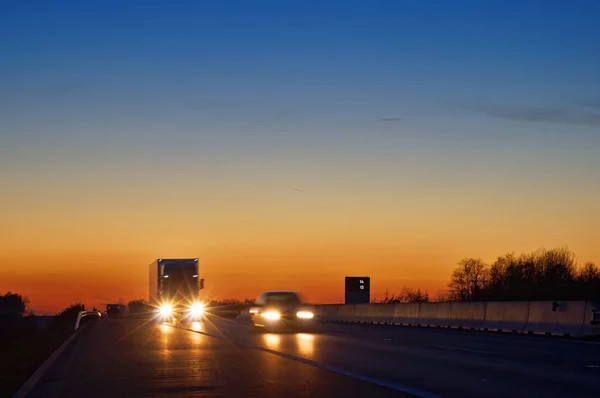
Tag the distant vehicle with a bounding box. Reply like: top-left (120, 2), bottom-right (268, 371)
top-left (149, 258), bottom-right (205, 322)
top-left (248, 291), bottom-right (315, 332)
top-left (105, 304), bottom-right (121, 319)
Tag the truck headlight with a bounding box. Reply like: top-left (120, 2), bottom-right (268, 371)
top-left (261, 311), bottom-right (281, 320)
top-left (190, 303), bottom-right (204, 317)
top-left (159, 304), bottom-right (173, 317)
top-left (296, 311), bottom-right (314, 319)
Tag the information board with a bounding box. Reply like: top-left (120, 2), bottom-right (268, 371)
top-left (345, 276), bottom-right (370, 304)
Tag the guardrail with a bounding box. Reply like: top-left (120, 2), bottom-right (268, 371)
top-left (74, 310), bottom-right (102, 330)
top-left (314, 301), bottom-right (600, 337)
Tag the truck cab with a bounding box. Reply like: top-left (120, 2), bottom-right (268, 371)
top-left (149, 258), bottom-right (205, 322)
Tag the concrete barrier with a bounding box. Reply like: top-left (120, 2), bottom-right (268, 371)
top-left (312, 305), bottom-right (325, 320)
top-left (525, 301), bottom-right (588, 336)
top-left (320, 304), bottom-right (340, 322)
top-left (353, 304), bottom-right (374, 323)
top-left (447, 302), bottom-right (487, 329)
top-left (481, 301), bottom-right (530, 332)
top-left (337, 304), bottom-right (355, 322)
top-left (314, 300), bottom-right (599, 337)
top-left (392, 303), bottom-right (420, 325)
top-left (417, 302), bottom-right (451, 327)
top-left (576, 301), bottom-right (598, 337)
top-left (371, 304), bottom-right (395, 324)
top-left (591, 302), bottom-right (600, 335)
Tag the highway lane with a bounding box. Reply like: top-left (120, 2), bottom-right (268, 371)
top-left (200, 316), bottom-right (600, 398)
top-left (23, 315), bottom-right (600, 398)
top-left (24, 317), bottom-right (411, 398)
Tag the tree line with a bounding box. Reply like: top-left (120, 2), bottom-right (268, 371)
top-left (448, 247), bottom-right (600, 302)
top-left (0, 292), bottom-right (85, 339)
top-left (375, 246), bottom-right (599, 304)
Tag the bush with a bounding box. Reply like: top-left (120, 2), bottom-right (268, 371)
top-left (127, 299), bottom-right (152, 314)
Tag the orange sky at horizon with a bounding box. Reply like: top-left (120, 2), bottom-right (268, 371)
top-left (2, 233), bottom-right (598, 315)
top-left (2, 158), bottom-right (598, 314)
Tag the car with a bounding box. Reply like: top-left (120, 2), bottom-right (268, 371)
top-left (105, 304), bottom-right (122, 320)
top-left (248, 291), bottom-right (316, 332)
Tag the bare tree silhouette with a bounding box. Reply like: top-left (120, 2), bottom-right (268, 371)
top-left (373, 287), bottom-right (429, 304)
top-left (448, 247), bottom-right (599, 301)
top-left (448, 258), bottom-right (489, 301)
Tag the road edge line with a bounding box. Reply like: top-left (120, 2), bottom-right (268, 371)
top-left (12, 325), bottom-right (87, 398)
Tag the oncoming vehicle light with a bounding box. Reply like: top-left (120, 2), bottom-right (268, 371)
top-left (296, 311), bottom-right (314, 319)
top-left (159, 304), bottom-right (173, 317)
top-left (261, 311), bottom-right (281, 320)
top-left (190, 303), bottom-right (204, 317)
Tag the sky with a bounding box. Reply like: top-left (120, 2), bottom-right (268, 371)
top-left (1, 0), bottom-right (599, 314)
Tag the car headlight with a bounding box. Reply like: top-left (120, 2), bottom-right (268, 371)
top-left (261, 311), bottom-right (281, 320)
top-left (159, 304), bottom-right (173, 317)
top-left (296, 311), bottom-right (314, 319)
top-left (190, 303), bottom-right (204, 317)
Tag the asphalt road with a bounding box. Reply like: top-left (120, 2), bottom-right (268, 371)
top-left (24, 316), bottom-right (600, 398)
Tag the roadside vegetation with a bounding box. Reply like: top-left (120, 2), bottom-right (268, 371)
top-left (0, 292), bottom-right (84, 397)
top-left (372, 287), bottom-right (430, 304)
top-left (376, 246), bottom-right (600, 303)
top-left (447, 247), bottom-right (600, 302)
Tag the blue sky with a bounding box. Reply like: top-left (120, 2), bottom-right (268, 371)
top-left (2, 0), bottom-right (599, 189)
top-left (2, 1), bottom-right (598, 191)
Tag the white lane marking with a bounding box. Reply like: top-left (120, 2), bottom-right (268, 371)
top-left (432, 344), bottom-right (498, 356)
top-left (586, 365), bottom-right (600, 368)
top-left (174, 324), bottom-right (446, 398)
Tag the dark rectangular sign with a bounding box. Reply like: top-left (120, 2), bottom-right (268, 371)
top-left (345, 276), bottom-right (370, 293)
top-left (345, 276), bottom-right (370, 304)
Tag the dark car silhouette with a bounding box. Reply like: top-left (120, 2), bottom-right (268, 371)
top-left (105, 304), bottom-right (121, 320)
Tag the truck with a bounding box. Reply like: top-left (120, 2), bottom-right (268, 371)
top-left (149, 258), bottom-right (205, 321)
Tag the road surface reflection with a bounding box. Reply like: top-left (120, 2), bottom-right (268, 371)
top-left (158, 323), bottom-right (172, 355)
top-left (296, 333), bottom-right (314, 356)
top-left (260, 332), bottom-right (316, 358)
top-left (191, 321), bottom-right (202, 332)
top-left (263, 333), bottom-right (281, 349)
top-left (189, 322), bottom-right (206, 345)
